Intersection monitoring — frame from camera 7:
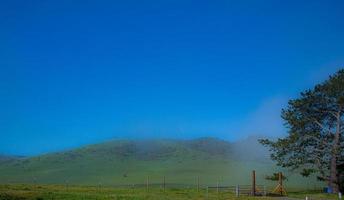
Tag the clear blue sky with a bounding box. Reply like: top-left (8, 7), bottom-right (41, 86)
top-left (1, 0), bottom-right (343, 156)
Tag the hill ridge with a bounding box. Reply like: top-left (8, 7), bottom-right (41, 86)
top-left (0, 137), bottom-right (292, 186)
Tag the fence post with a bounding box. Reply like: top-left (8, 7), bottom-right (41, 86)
top-left (252, 170), bottom-right (256, 196)
top-left (236, 185), bottom-right (240, 197)
top-left (217, 180), bottom-right (219, 194)
top-left (146, 176), bottom-right (149, 192)
top-left (65, 180), bottom-right (69, 191)
top-left (278, 172), bottom-right (283, 195)
top-left (263, 185), bottom-right (267, 196)
top-left (197, 176), bottom-right (200, 192)
top-left (163, 176), bottom-right (166, 192)
top-left (206, 186), bottom-right (209, 199)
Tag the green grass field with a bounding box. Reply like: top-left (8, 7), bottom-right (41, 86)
top-left (0, 184), bottom-right (337, 200)
top-left (0, 138), bottom-right (324, 190)
top-left (0, 138), bottom-right (330, 199)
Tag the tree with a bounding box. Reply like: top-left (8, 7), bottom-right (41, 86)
top-left (260, 69), bottom-right (344, 193)
top-left (265, 173), bottom-right (287, 181)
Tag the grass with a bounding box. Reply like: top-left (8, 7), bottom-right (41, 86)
top-left (0, 138), bottom-right (330, 199)
top-left (0, 184), bottom-right (337, 200)
top-left (0, 138), bottom-right (324, 189)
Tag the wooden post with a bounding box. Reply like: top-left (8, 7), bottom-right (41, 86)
top-left (263, 185), bottom-right (267, 196)
top-left (236, 185), bottom-right (240, 197)
top-left (278, 172), bottom-right (283, 195)
top-left (163, 176), bottom-right (166, 192)
top-left (252, 170), bottom-right (256, 196)
top-left (272, 171), bottom-right (286, 195)
top-left (217, 180), bottom-right (219, 194)
top-left (197, 176), bottom-right (200, 192)
top-left (65, 180), bottom-right (69, 191)
top-left (146, 176), bottom-right (149, 192)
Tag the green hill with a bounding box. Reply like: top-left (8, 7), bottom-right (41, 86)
top-left (0, 137), bottom-right (323, 189)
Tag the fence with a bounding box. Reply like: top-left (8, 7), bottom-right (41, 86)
top-left (206, 184), bottom-right (267, 197)
top-left (60, 170), bottom-right (291, 197)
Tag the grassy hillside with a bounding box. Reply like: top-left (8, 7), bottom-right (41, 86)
top-left (0, 137), bottom-right (323, 189)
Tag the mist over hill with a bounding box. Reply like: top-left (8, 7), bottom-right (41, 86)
top-left (0, 137), bottom-right (321, 189)
top-left (0, 155), bottom-right (25, 164)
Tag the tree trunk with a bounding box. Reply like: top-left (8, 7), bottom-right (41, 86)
top-left (329, 112), bottom-right (342, 193)
top-left (329, 155), bottom-right (339, 193)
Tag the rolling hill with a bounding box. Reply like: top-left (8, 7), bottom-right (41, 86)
top-left (0, 137), bottom-right (322, 189)
top-left (0, 155), bottom-right (24, 164)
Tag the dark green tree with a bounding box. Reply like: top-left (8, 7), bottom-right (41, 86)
top-left (260, 69), bottom-right (344, 193)
top-left (265, 173), bottom-right (287, 181)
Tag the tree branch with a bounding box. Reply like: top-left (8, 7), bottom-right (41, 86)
top-left (329, 111), bottom-right (339, 119)
top-left (312, 119), bottom-right (333, 134)
top-left (313, 107), bottom-right (338, 119)
top-left (303, 135), bottom-right (321, 143)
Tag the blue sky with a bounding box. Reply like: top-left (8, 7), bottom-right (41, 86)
top-left (1, 0), bottom-right (343, 156)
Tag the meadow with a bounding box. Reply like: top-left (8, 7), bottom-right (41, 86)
top-left (0, 184), bottom-right (338, 200)
top-left (0, 138), bottom-right (323, 189)
top-left (0, 139), bottom-right (330, 199)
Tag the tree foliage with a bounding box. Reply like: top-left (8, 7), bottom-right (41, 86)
top-left (265, 173), bottom-right (287, 181)
top-left (260, 69), bottom-right (344, 191)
